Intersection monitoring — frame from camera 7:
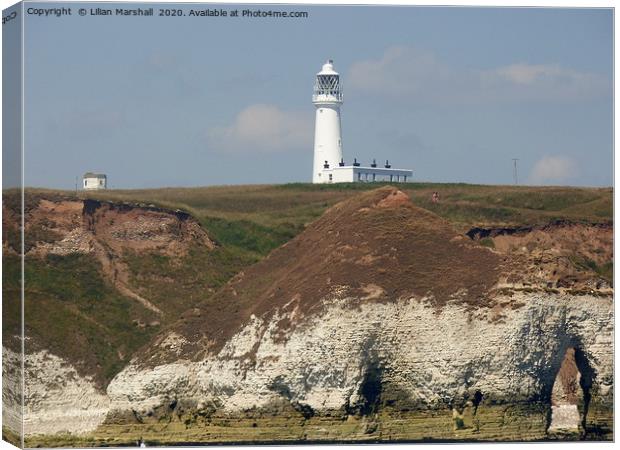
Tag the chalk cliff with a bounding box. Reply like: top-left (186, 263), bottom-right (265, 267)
top-left (3, 187), bottom-right (613, 444)
top-left (107, 293), bottom-right (612, 416)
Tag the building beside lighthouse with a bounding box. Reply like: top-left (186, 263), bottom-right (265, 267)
top-left (82, 172), bottom-right (107, 190)
top-left (312, 59), bottom-right (413, 184)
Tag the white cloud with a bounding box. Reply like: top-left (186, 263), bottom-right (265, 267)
top-left (482, 63), bottom-right (608, 101)
top-left (493, 63), bottom-right (567, 85)
top-left (348, 46), bottom-right (450, 97)
top-left (207, 104), bottom-right (312, 153)
top-left (528, 155), bottom-right (577, 185)
top-left (348, 46), bottom-right (609, 103)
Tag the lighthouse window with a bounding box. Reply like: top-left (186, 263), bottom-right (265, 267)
top-left (316, 75), bottom-right (340, 95)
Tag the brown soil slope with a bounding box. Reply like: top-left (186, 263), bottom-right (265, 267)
top-left (468, 221), bottom-right (613, 291)
top-left (3, 195), bottom-right (218, 386)
top-left (143, 187), bottom-right (505, 365)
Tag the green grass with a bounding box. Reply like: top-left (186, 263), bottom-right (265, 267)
top-left (448, 190), bottom-right (600, 212)
top-left (32, 183), bottom-right (606, 250)
top-left (569, 256), bottom-right (613, 285)
top-left (201, 216), bottom-right (301, 255)
top-left (124, 245), bottom-right (260, 317)
top-left (479, 238), bottom-right (495, 249)
top-left (3, 253), bottom-right (159, 386)
top-left (2, 256), bottom-right (22, 348)
top-left (3, 226), bottom-right (21, 253)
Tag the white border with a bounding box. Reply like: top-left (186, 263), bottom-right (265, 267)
top-left (0, 1), bottom-right (615, 449)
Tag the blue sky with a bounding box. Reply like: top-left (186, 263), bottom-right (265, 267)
top-left (11, 3), bottom-right (614, 188)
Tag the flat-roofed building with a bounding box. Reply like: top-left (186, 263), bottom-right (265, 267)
top-left (82, 172), bottom-right (107, 190)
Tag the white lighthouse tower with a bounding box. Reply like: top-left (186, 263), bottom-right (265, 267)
top-left (311, 59), bottom-right (413, 184)
top-left (312, 59), bottom-right (343, 183)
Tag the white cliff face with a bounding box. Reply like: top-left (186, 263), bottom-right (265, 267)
top-left (3, 346), bottom-right (23, 437)
top-left (107, 292), bottom-right (613, 419)
top-left (2, 347), bottom-right (111, 436)
top-left (6, 292), bottom-right (613, 437)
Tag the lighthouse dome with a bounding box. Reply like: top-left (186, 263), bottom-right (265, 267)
top-left (318, 59), bottom-right (339, 75)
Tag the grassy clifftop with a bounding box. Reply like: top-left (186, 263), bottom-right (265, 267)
top-left (74, 182), bottom-right (611, 255)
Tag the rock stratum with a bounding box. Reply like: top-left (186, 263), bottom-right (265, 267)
top-left (2, 187), bottom-right (613, 445)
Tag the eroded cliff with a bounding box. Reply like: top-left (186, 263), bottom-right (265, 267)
top-left (3, 187), bottom-right (613, 444)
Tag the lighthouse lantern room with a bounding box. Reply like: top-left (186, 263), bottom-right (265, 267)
top-left (311, 59), bottom-right (412, 184)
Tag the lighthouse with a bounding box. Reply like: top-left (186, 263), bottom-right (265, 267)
top-left (312, 59), bottom-right (343, 183)
top-left (311, 59), bottom-right (413, 184)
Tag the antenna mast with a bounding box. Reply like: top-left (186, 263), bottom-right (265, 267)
top-left (512, 158), bottom-right (519, 185)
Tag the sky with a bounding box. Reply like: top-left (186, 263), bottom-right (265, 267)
top-left (5, 3), bottom-right (614, 188)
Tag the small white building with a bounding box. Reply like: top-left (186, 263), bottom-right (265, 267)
top-left (82, 172), bottom-right (107, 190)
top-left (311, 59), bottom-right (412, 184)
